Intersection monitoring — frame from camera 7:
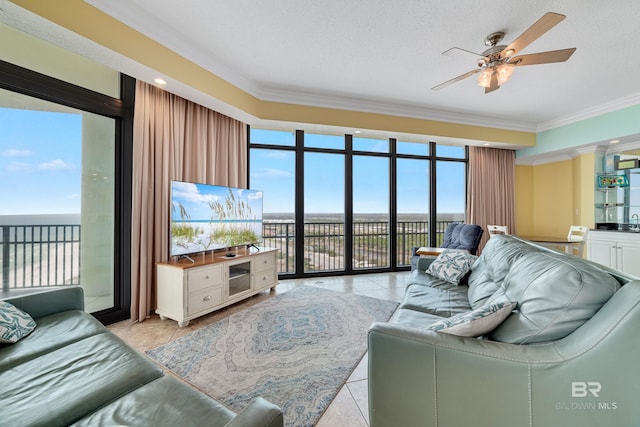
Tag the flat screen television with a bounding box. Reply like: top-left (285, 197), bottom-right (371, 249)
top-left (170, 180), bottom-right (263, 257)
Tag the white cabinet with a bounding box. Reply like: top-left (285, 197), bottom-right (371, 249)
top-left (588, 231), bottom-right (640, 277)
top-left (156, 248), bottom-right (278, 327)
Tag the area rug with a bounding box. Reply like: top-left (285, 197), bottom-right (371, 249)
top-left (146, 285), bottom-right (398, 426)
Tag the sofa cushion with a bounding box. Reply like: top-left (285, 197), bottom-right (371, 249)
top-left (427, 301), bottom-right (516, 337)
top-left (467, 235), bottom-right (539, 308)
top-left (71, 375), bottom-right (236, 427)
top-left (389, 308), bottom-right (446, 329)
top-left (426, 249), bottom-right (478, 285)
top-left (0, 333), bottom-right (164, 426)
top-left (400, 283), bottom-right (471, 318)
top-left (0, 301), bottom-right (36, 344)
top-left (488, 252), bottom-right (621, 344)
top-left (0, 310), bottom-right (107, 370)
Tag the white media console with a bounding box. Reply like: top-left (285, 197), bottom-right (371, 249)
top-left (156, 247), bottom-right (279, 327)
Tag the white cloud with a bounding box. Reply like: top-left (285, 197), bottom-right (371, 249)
top-left (248, 191), bottom-right (263, 200)
top-left (39, 159), bottom-right (75, 171)
top-left (7, 162), bottom-right (33, 172)
top-left (172, 181), bottom-right (218, 203)
top-left (2, 149), bottom-right (33, 157)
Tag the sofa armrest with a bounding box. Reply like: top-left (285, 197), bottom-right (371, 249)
top-left (368, 280), bottom-right (640, 427)
top-left (224, 397), bottom-right (284, 427)
top-left (368, 321), bottom-right (555, 427)
top-left (1, 286), bottom-right (84, 318)
top-left (416, 256), bottom-right (436, 271)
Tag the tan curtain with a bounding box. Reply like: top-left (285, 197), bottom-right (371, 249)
top-left (131, 81), bottom-right (247, 322)
top-left (466, 146), bottom-right (516, 252)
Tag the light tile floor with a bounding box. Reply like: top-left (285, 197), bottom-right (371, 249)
top-left (108, 271), bottom-right (412, 426)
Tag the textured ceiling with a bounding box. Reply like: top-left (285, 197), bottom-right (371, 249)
top-left (82, 0), bottom-right (640, 132)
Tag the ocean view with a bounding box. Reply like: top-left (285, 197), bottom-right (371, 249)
top-left (0, 213), bottom-right (81, 225)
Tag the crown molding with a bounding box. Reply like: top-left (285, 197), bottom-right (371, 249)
top-left (605, 140), bottom-right (640, 155)
top-left (516, 139), bottom-right (640, 166)
top-left (537, 93), bottom-right (640, 132)
top-left (516, 151), bottom-right (575, 166)
top-left (256, 86), bottom-right (538, 132)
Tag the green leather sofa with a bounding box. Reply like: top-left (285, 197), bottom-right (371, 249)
top-left (0, 286), bottom-right (284, 427)
top-left (369, 235), bottom-right (640, 427)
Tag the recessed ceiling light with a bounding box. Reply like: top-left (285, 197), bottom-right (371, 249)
top-left (609, 139), bottom-right (620, 144)
top-left (354, 130), bottom-right (362, 134)
top-left (154, 78), bottom-right (167, 85)
top-left (483, 143), bottom-right (491, 146)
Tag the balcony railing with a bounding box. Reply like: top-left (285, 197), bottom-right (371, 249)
top-left (1, 224), bottom-right (81, 292)
top-left (1, 220), bottom-right (459, 290)
top-left (264, 220), bottom-right (460, 274)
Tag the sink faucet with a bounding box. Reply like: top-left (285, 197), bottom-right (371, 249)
top-left (633, 214), bottom-right (640, 230)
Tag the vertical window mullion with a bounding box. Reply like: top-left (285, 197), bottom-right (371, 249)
top-left (294, 130), bottom-right (305, 276)
top-left (389, 138), bottom-right (398, 269)
top-left (345, 135), bottom-right (353, 274)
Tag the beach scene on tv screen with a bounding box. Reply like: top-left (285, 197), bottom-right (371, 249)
top-left (171, 181), bottom-right (263, 256)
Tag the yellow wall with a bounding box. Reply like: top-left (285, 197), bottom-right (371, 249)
top-left (572, 153), bottom-right (596, 228)
top-left (515, 165), bottom-right (534, 235)
top-left (515, 153), bottom-right (595, 238)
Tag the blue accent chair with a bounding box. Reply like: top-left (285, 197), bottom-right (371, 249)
top-left (410, 223), bottom-right (483, 271)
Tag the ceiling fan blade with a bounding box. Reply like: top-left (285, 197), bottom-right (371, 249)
top-left (485, 71), bottom-right (500, 93)
top-left (510, 47), bottom-right (576, 66)
top-left (431, 69), bottom-right (480, 91)
top-left (442, 46), bottom-right (486, 59)
top-left (503, 12), bottom-right (566, 57)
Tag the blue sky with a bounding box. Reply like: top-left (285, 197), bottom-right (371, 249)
top-left (0, 108), bottom-right (81, 215)
top-left (250, 129), bottom-right (466, 214)
top-left (0, 109), bottom-right (464, 217)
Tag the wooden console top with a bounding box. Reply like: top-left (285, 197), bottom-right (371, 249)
top-left (158, 247), bottom-right (277, 269)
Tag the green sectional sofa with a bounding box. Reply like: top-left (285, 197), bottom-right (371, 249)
top-left (0, 286), bottom-right (283, 427)
top-left (369, 235), bottom-right (640, 427)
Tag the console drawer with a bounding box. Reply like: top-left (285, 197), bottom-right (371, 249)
top-left (187, 265), bottom-right (223, 292)
top-left (253, 253), bottom-right (276, 273)
top-left (254, 269), bottom-right (277, 289)
top-left (188, 285), bottom-right (223, 315)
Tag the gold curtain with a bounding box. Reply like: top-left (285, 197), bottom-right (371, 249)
top-left (131, 81), bottom-right (247, 322)
top-left (466, 146), bottom-right (516, 253)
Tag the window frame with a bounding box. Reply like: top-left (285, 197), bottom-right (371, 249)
top-left (0, 59), bottom-right (134, 325)
top-left (249, 129), bottom-right (468, 277)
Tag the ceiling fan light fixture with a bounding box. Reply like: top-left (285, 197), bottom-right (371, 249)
top-left (477, 68), bottom-right (493, 87)
top-left (497, 64), bottom-right (514, 84)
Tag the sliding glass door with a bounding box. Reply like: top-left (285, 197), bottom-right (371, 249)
top-left (0, 89), bottom-right (117, 313)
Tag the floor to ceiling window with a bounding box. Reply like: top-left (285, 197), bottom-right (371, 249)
top-left (1, 24), bottom-right (133, 324)
top-left (353, 137), bottom-right (390, 270)
top-left (249, 129), bottom-right (296, 273)
top-left (396, 155), bottom-right (430, 266)
top-left (304, 150), bottom-right (345, 273)
top-left (436, 145), bottom-right (467, 245)
top-left (250, 129), bottom-right (468, 278)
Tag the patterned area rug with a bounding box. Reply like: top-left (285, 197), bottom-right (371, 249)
top-left (146, 286), bottom-right (398, 426)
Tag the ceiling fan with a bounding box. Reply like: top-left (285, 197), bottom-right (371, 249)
top-left (431, 12), bottom-right (576, 93)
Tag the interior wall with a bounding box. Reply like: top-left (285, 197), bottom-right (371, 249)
top-left (515, 165), bottom-right (534, 236)
top-left (0, 23), bottom-right (119, 97)
top-left (515, 153), bottom-right (597, 238)
top-left (531, 159), bottom-right (574, 237)
top-left (572, 152), bottom-right (596, 229)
